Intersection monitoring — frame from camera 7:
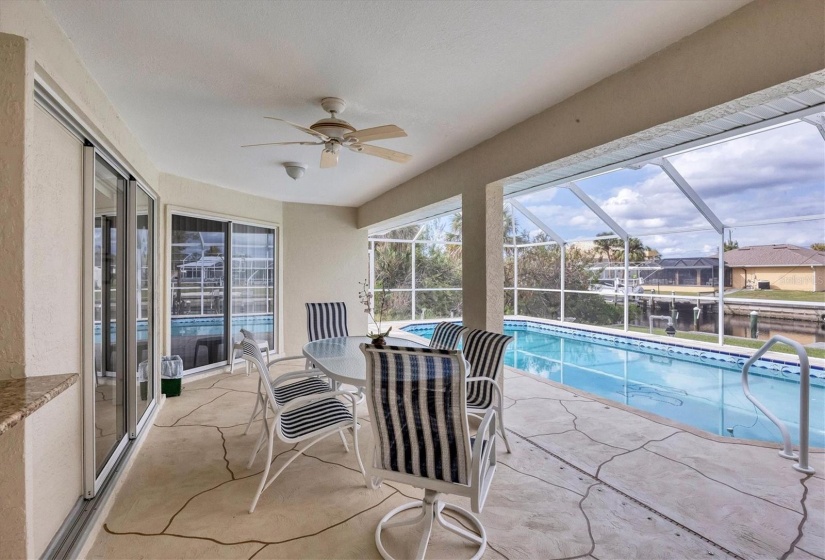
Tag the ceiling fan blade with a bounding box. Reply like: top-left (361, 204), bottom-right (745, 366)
top-left (349, 143), bottom-right (412, 164)
top-left (264, 117), bottom-right (330, 141)
top-left (344, 125), bottom-right (407, 143)
top-left (241, 141), bottom-right (323, 148)
top-left (320, 149), bottom-right (338, 169)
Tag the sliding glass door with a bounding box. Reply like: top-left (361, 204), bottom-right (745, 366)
top-left (231, 224), bottom-right (276, 348)
top-left (170, 214), bottom-right (278, 373)
top-left (93, 158), bottom-right (127, 476)
top-left (84, 148), bottom-right (158, 497)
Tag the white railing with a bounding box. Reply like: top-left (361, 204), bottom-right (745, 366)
top-left (741, 335), bottom-right (815, 474)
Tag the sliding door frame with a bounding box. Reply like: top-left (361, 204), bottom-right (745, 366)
top-left (165, 206), bottom-right (281, 374)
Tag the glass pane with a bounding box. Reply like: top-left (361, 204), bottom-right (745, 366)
top-left (504, 247), bottom-right (514, 288)
top-left (417, 213), bottom-right (462, 243)
top-left (669, 120), bottom-right (825, 224)
top-left (136, 188), bottom-right (154, 422)
top-left (564, 292), bottom-right (623, 329)
top-left (374, 291), bottom-right (412, 322)
top-left (516, 244), bottom-right (562, 289)
top-left (414, 244), bottom-right (461, 289)
top-left (231, 224), bottom-right (276, 350)
top-left (415, 290), bottom-right (462, 321)
top-left (518, 290), bottom-right (561, 321)
top-left (373, 241), bottom-right (412, 289)
top-left (93, 157), bottom-right (127, 475)
top-left (504, 289), bottom-right (515, 315)
top-left (170, 215), bottom-right (227, 370)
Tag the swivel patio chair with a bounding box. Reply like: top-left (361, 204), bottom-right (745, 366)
top-left (230, 328), bottom-right (271, 375)
top-left (428, 321), bottom-right (466, 350)
top-left (361, 344), bottom-right (498, 560)
top-left (463, 329), bottom-right (514, 453)
top-left (242, 338), bottom-right (364, 514)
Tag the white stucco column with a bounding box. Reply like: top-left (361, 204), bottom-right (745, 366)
top-left (462, 183), bottom-right (504, 333)
top-left (0, 33), bottom-right (30, 381)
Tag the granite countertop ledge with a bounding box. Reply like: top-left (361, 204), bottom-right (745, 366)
top-left (0, 374), bottom-right (79, 435)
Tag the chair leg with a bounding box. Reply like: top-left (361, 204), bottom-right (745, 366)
top-left (244, 378), bottom-right (263, 435)
top-left (338, 430), bottom-right (350, 453)
top-left (249, 431), bottom-right (337, 514)
top-left (229, 354), bottom-right (236, 375)
top-left (496, 410), bottom-right (512, 454)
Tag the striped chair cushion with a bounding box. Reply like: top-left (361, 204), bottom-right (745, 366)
top-left (306, 302), bottom-right (349, 342)
top-left (280, 397), bottom-right (352, 439)
top-left (429, 322), bottom-right (466, 350)
top-left (272, 377), bottom-right (331, 407)
top-left (365, 345), bottom-right (470, 485)
top-left (463, 330), bottom-right (513, 410)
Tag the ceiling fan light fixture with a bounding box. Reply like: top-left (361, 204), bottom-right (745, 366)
top-left (283, 162), bottom-right (308, 180)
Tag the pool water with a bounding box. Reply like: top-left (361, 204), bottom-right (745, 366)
top-left (403, 321), bottom-right (825, 448)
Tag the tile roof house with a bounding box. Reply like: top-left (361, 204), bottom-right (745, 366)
top-left (724, 245), bottom-right (825, 291)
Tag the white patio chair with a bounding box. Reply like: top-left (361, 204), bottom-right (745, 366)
top-left (428, 321), bottom-right (467, 350)
top-left (229, 328), bottom-right (271, 375)
top-left (361, 344), bottom-right (497, 560)
top-left (463, 329), bottom-right (514, 453)
top-left (242, 338), bottom-right (365, 513)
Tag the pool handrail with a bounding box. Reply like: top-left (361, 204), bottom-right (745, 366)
top-left (741, 335), bottom-right (814, 474)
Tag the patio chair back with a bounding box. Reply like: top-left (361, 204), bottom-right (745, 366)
top-left (306, 302), bottom-right (348, 342)
top-left (428, 321), bottom-right (467, 350)
top-left (362, 344), bottom-right (472, 485)
top-left (240, 338), bottom-right (270, 386)
top-left (463, 329), bottom-right (513, 410)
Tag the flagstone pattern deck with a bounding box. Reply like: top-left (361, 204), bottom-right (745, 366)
top-left (86, 363), bottom-right (824, 560)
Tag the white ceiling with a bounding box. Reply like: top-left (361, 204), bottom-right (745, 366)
top-left (44, 0), bottom-right (750, 207)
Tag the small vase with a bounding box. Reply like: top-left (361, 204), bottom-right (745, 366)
top-left (371, 336), bottom-right (387, 348)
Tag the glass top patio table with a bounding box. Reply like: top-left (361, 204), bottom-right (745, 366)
top-left (302, 336), bottom-right (426, 388)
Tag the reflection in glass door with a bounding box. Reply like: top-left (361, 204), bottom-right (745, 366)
top-left (135, 187), bottom-right (154, 423)
top-left (170, 215), bottom-right (228, 370)
top-left (231, 224), bottom-right (276, 348)
top-left (93, 157), bottom-right (127, 476)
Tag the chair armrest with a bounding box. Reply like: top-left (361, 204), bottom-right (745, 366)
top-left (465, 376), bottom-right (503, 407)
top-left (470, 408), bottom-right (497, 513)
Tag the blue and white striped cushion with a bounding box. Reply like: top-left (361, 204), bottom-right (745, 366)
top-left (272, 377), bottom-right (331, 407)
top-left (366, 346), bottom-right (470, 485)
top-left (306, 302), bottom-right (349, 342)
top-left (429, 322), bottom-right (466, 350)
top-left (280, 397), bottom-right (352, 439)
top-left (463, 330), bottom-right (513, 410)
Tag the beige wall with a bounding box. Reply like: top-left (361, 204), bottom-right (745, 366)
top-left (283, 203), bottom-right (368, 355)
top-left (0, 0), bottom-right (159, 187)
top-left (25, 384), bottom-right (82, 557)
top-left (0, 422), bottom-right (27, 559)
top-left (732, 267), bottom-right (822, 291)
top-left (357, 0), bottom-right (825, 228)
top-left (0, 33), bottom-right (30, 381)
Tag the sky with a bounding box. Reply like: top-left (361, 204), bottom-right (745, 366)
top-left (513, 119), bottom-right (825, 258)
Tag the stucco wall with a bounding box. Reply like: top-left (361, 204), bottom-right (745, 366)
top-left (25, 383), bottom-right (82, 557)
top-left (26, 105), bottom-right (84, 376)
top-left (0, 0), bottom-right (159, 187)
top-left (0, 33), bottom-right (29, 381)
top-left (282, 203), bottom-right (368, 355)
top-left (0, 422), bottom-right (27, 559)
top-left (357, 0), bottom-right (825, 228)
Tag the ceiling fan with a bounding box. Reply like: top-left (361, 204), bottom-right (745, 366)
top-left (242, 97), bottom-right (411, 169)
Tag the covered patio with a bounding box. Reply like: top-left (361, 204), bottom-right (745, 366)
top-left (84, 359), bottom-right (824, 559)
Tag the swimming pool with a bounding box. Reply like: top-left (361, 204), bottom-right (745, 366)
top-left (403, 320), bottom-right (825, 448)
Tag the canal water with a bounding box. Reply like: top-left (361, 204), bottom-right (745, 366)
top-left (630, 304), bottom-right (825, 345)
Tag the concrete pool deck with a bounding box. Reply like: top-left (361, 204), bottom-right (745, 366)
top-left (85, 363), bottom-right (824, 559)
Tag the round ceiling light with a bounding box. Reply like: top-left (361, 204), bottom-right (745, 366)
top-left (283, 162), bottom-right (308, 180)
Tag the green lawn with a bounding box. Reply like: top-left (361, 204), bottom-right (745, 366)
top-left (627, 325), bottom-right (825, 359)
top-left (725, 289), bottom-right (825, 303)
